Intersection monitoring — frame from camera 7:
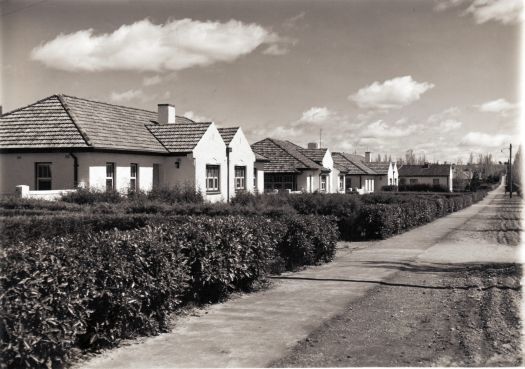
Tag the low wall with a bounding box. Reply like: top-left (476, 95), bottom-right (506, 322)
top-left (15, 185), bottom-right (76, 200)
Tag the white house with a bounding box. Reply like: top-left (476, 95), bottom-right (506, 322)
top-left (217, 127), bottom-right (256, 201)
top-left (398, 163), bottom-right (454, 192)
top-left (0, 94), bottom-right (240, 202)
top-left (332, 152), bottom-right (378, 193)
top-left (366, 161), bottom-right (399, 189)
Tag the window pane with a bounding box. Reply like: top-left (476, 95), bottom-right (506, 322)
top-left (130, 164), bottom-right (137, 178)
top-left (38, 179), bottom-right (51, 191)
top-left (106, 163), bottom-right (114, 178)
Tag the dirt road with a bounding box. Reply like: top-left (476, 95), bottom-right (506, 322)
top-left (272, 190), bottom-right (522, 367)
top-left (77, 185), bottom-right (522, 368)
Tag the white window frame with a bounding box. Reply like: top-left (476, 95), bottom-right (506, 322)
top-left (130, 163), bottom-right (138, 191)
top-left (206, 165), bottom-right (220, 193)
top-left (234, 166), bottom-right (246, 191)
top-left (338, 175), bottom-right (345, 191)
top-left (320, 175), bottom-right (327, 192)
top-left (35, 162), bottom-right (52, 190)
top-left (253, 168), bottom-right (258, 190)
top-left (106, 162), bottom-right (116, 191)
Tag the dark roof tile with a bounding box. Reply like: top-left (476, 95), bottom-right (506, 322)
top-left (147, 123), bottom-right (212, 153)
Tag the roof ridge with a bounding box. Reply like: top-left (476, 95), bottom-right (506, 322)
top-left (0, 94), bottom-right (61, 117)
top-left (56, 94), bottom-right (92, 146)
top-left (59, 93), bottom-right (194, 121)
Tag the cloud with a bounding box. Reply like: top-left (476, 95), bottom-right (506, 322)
top-left (143, 75), bottom-right (162, 86)
top-left (183, 111), bottom-right (212, 122)
top-left (110, 89), bottom-right (145, 103)
top-left (31, 18), bottom-right (289, 72)
top-left (464, 0), bottom-right (523, 25)
top-left (361, 120), bottom-right (422, 138)
top-left (438, 119), bottom-right (463, 132)
top-left (460, 131), bottom-right (512, 147)
top-left (435, 0), bottom-right (522, 25)
top-left (427, 106), bottom-right (461, 124)
top-left (476, 98), bottom-right (518, 115)
top-left (282, 11), bottom-right (306, 29)
top-left (262, 44), bottom-right (290, 56)
top-left (297, 107), bottom-right (333, 124)
top-left (349, 76), bottom-right (434, 110)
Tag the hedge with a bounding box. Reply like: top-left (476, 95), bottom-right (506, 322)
top-left (0, 214), bottom-right (338, 369)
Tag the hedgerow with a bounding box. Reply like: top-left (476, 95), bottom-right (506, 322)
top-left (0, 214), bottom-right (338, 369)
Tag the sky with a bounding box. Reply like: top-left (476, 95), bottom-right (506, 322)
top-left (0, 0), bottom-right (522, 163)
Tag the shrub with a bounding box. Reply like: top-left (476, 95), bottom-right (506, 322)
top-left (61, 188), bottom-right (124, 205)
top-left (144, 184), bottom-right (204, 204)
top-left (0, 214), bottom-right (338, 369)
top-left (398, 183), bottom-right (448, 192)
top-left (381, 185), bottom-right (398, 192)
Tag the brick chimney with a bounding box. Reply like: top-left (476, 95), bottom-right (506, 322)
top-left (158, 104), bottom-right (176, 124)
top-left (365, 151), bottom-right (371, 162)
top-left (307, 142), bottom-right (319, 149)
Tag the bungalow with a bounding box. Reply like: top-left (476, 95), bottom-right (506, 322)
top-left (217, 127), bottom-right (256, 201)
top-left (398, 163), bottom-right (454, 192)
top-left (0, 94), bottom-right (249, 202)
top-left (332, 152), bottom-right (378, 193)
top-left (251, 138), bottom-right (330, 192)
top-left (365, 161), bottom-right (399, 189)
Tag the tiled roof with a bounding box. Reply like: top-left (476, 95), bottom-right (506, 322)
top-left (254, 152), bottom-right (270, 162)
top-left (0, 94), bottom-right (208, 153)
top-left (366, 162), bottom-right (390, 175)
top-left (335, 152), bottom-right (378, 175)
top-left (217, 127), bottom-right (239, 146)
top-left (332, 152), bottom-right (368, 175)
top-left (147, 122), bottom-right (212, 153)
top-left (0, 95), bottom-right (89, 148)
top-left (398, 164), bottom-right (452, 177)
top-left (251, 138), bottom-right (322, 173)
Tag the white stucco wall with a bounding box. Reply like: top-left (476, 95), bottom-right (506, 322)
top-left (321, 150), bottom-right (334, 193)
top-left (193, 123), bottom-right (227, 202)
top-left (227, 128), bottom-right (256, 201)
top-left (254, 162), bottom-right (265, 193)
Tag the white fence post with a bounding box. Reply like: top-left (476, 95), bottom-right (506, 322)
top-left (15, 185), bottom-right (30, 198)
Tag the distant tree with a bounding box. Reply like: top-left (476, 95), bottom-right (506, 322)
top-left (512, 145), bottom-right (522, 193)
top-left (468, 152), bottom-right (475, 165)
top-left (405, 149), bottom-right (416, 165)
top-left (388, 154), bottom-right (392, 163)
top-left (470, 171), bottom-right (481, 192)
top-left (376, 153), bottom-right (382, 162)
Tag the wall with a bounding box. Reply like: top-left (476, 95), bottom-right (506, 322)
top-left (254, 162), bottom-right (265, 193)
top-left (79, 152), bottom-right (162, 192)
top-left (227, 128), bottom-right (256, 201)
top-left (321, 150), bottom-right (334, 193)
top-left (400, 175), bottom-right (451, 190)
top-left (193, 123), bottom-right (227, 202)
top-left (0, 152), bottom-right (77, 195)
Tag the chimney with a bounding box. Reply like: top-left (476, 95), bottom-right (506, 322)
top-left (365, 151), bottom-right (371, 163)
top-left (158, 104), bottom-right (176, 124)
top-left (307, 142), bottom-right (319, 149)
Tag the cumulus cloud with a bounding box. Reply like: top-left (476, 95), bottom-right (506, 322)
top-left (427, 106), bottom-right (461, 124)
top-left (282, 11), bottom-right (306, 29)
top-left (361, 120), bottom-right (421, 138)
top-left (460, 131), bottom-right (512, 147)
top-left (183, 111), bottom-right (212, 122)
top-left (349, 76), bottom-right (434, 110)
top-left (297, 107), bottom-right (333, 124)
top-left (438, 119), bottom-right (463, 132)
top-left (110, 89), bottom-right (145, 103)
top-left (143, 75), bottom-right (162, 86)
top-left (262, 44), bottom-right (290, 56)
top-left (465, 0), bottom-right (523, 25)
top-left (31, 18), bottom-right (288, 72)
top-left (476, 98), bottom-right (518, 115)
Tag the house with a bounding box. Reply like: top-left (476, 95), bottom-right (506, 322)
top-left (217, 127), bottom-right (256, 201)
top-left (286, 142), bottom-right (338, 193)
top-left (251, 138), bottom-right (330, 192)
top-left (332, 152), bottom-right (378, 193)
top-left (365, 161), bottom-right (399, 189)
top-left (0, 94), bottom-right (245, 202)
top-left (398, 163), bottom-right (454, 192)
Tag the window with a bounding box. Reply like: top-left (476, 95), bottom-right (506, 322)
top-left (409, 178), bottom-right (418, 184)
top-left (264, 173), bottom-right (297, 192)
top-left (338, 175), bottom-right (345, 191)
top-left (206, 165), bottom-right (220, 192)
top-left (35, 163), bottom-right (52, 190)
top-left (106, 162), bottom-right (115, 191)
top-left (345, 176), bottom-right (352, 191)
top-left (153, 164), bottom-right (160, 189)
top-left (253, 168), bottom-right (258, 190)
top-left (130, 163), bottom-right (138, 191)
top-left (433, 178), bottom-right (440, 185)
top-left (234, 166), bottom-right (246, 191)
top-left (320, 175), bottom-right (327, 192)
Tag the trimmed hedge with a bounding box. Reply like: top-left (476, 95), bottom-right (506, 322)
top-left (0, 214), bottom-right (338, 369)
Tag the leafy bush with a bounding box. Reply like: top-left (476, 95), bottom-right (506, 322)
top-left (398, 183), bottom-right (448, 192)
top-left (0, 214), bottom-right (338, 369)
top-left (381, 185), bottom-right (398, 192)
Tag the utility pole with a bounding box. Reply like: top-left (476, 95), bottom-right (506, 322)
top-left (509, 143), bottom-right (512, 198)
